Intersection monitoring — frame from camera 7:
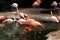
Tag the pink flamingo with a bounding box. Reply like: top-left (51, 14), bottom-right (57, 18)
top-left (51, 1), bottom-right (58, 8)
top-left (25, 19), bottom-right (45, 28)
top-left (0, 15), bottom-right (7, 27)
top-left (0, 15), bottom-right (7, 21)
top-left (21, 19), bottom-right (45, 35)
top-left (32, 1), bottom-right (40, 7)
top-left (22, 27), bottom-right (33, 34)
top-left (50, 11), bottom-right (59, 23)
top-left (32, 0), bottom-right (42, 7)
top-left (3, 19), bottom-right (14, 24)
top-left (19, 12), bottom-right (28, 19)
top-left (11, 3), bottom-right (28, 19)
top-left (16, 19), bottom-right (45, 28)
top-left (16, 19), bottom-right (45, 34)
top-left (17, 19), bottom-right (26, 25)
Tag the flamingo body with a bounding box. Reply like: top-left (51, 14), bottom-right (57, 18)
top-left (3, 19), bottom-right (14, 24)
top-left (32, 1), bottom-right (40, 7)
top-left (17, 19), bottom-right (26, 25)
top-left (51, 1), bottom-right (58, 7)
top-left (22, 27), bottom-right (32, 34)
top-left (25, 19), bottom-right (44, 28)
top-left (50, 16), bottom-right (59, 23)
top-left (32, 0), bottom-right (42, 7)
top-left (19, 13), bottom-right (28, 19)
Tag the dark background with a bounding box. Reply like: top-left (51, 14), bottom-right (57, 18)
top-left (0, 0), bottom-right (60, 11)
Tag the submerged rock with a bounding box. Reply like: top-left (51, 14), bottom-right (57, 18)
top-left (46, 30), bottom-right (60, 40)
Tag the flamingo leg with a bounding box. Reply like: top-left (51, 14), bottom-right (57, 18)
top-left (16, 7), bottom-right (19, 15)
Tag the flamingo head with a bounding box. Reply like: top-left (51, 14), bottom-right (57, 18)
top-left (11, 3), bottom-right (18, 8)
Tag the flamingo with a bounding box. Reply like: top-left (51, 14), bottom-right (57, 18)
top-left (0, 15), bottom-right (7, 27)
top-left (11, 3), bottom-right (19, 15)
top-left (0, 15), bottom-right (7, 21)
top-left (16, 19), bottom-right (26, 25)
top-left (17, 19), bottom-right (45, 28)
top-left (32, 0), bottom-right (42, 7)
top-left (11, 3), bottom-right (28, 19)
top-left (50, 11), bottom-right (59, 23)
top-left (11, 3), bottom-right (19, 22)
top-left (11, 3), bottom-right (29, 25)
top-left (25, 19), bottom-right (45, 28)
top-left (32, 0), bottom-right (43, 14)
top-left (11, 3), bottom-right (19, 14)
top-left (36, 0), bottom-right (42, 3)
top-left (51, 1), bottom-right (58, 8)
top-left (21, 19), bottom-right (45, 35)
top-left (32, 1), bottom-right (40, 7)
top-left (19, 12), bottom-right (28, 19)
top-left (16, 19), bottom-right (45, 34)
top-left (2, 19), bottom-right (14, 24)
top-left (22, 27), bottom-right (33, 34)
